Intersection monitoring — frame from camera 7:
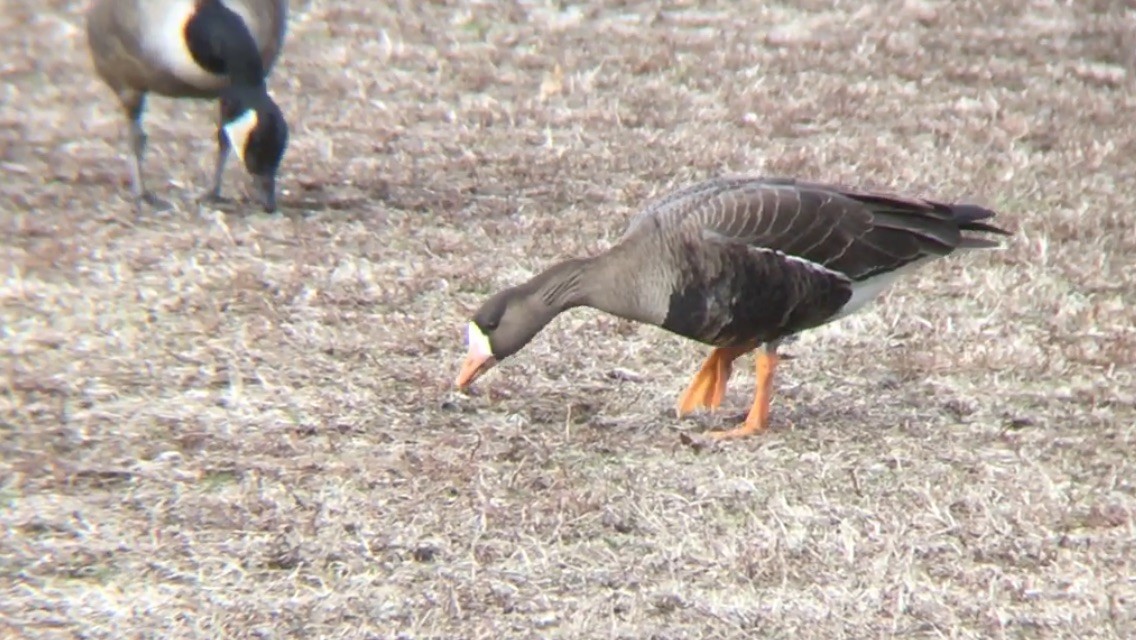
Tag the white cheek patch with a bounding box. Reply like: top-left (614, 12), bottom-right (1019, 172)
top-left (223, 109), bottom-right (259, 164)
top-left (467, 322), bottom-right (493, 359)
top-left (148, 0), bottom-right (228, 90)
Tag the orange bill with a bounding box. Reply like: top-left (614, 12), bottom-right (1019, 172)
top-left (454, 322), bottom-right (497, 389)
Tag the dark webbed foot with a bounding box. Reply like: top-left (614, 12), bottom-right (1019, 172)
top-left (135, 190), bottom-right (173, 213)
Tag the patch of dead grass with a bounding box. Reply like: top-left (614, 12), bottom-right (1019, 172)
top-left (1, 0), bottom-right (1135, 637)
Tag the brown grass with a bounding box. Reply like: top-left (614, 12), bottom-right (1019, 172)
top-left (3, 0), bottom-right (1135, 637)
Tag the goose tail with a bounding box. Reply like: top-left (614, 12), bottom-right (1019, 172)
top-left (950, 203), bottom-right (1012, 249)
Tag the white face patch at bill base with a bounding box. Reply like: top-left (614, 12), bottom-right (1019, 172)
top-left (467, 322), bottom-right (493, 359)
top-left (223, 109), bottom-right (259, 164)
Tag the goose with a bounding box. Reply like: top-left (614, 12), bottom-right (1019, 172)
top-left (86, 0), bottom-right (289, 212)
top-left (454, 176), bottom-right (1011, 440)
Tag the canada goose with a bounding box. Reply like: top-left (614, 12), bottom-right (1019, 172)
top-left (454, 176), bottom-right (1011, 440)
top-left (86, 0), bottom-right (289, 212)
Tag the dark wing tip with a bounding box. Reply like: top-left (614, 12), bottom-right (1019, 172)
top-left (949, 203), bottom-right (1013, 236)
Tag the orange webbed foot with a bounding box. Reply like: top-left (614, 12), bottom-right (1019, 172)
top-left (702, 349), bottom-right (780, 441)
top-left (675, 347), bottom-right (748, 417)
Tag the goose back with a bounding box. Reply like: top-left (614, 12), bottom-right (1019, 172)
top-left (87, 0), bottom-right (287, 98)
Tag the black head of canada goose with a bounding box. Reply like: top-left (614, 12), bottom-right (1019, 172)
top-left (455, 176), bottom-right (1012, 440)
top-left (86, 0), bottom-right (289, 212)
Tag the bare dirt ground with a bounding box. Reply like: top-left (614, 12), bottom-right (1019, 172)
top-left (2, 0), bottom-right (1135, 637)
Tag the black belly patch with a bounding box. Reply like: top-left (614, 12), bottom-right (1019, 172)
top-left (661, 284), bottom-right (712, 341)
top-left (661, 244), bottom-right (852, 346)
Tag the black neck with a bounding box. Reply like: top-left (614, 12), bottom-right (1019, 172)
top-left (184, 0), bottom-right (267, 87)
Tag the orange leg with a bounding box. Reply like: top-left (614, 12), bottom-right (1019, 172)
top-left (675, 346), bottom-right (752, 417)
top-left (706, 349), bottom-right (780, 440)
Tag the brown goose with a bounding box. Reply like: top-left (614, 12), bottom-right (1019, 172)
top-left (86, 0), bottom-right (289, 212)
top-left (454, 176), bottom-right (1011, 439)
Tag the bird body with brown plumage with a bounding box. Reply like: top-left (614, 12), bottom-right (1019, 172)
top-left (455, 176), bottom-right (1011, 439)
top-left (86, 0), bottom-right (289, 212)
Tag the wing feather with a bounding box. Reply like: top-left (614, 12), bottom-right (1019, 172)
top-left (632, 176), bottom-right (1004, 283)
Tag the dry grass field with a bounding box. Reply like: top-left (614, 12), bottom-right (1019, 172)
top-left (3, 0), bottom-right (1136, 637)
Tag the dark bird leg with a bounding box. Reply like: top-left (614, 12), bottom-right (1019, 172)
top-left (707, 343), bottom-right (780, 440)
top-left (201, 102), bottom-right (233, 205)
top-left (676, 345), bottom-right (751, 417)
top-left (121, 91), bottom-right (170, 211)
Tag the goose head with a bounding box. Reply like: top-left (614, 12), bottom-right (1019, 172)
top-left (455, 283), bottom-right (563, 390)
top-left (221, 86), bottom-right (288, 212)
